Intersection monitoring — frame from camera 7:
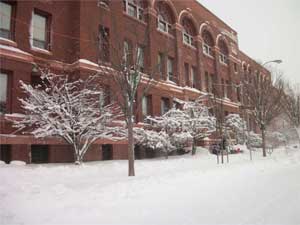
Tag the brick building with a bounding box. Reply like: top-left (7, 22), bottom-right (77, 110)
top-left (0, 0), bottom-right (270, 163)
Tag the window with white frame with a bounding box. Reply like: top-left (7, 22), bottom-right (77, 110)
top-left (202, 30), bottom-right (214, 57)
top-left (156, 2), bottom-right (173, 35)
top-left (32, 10), bottom-right (49, 50)
top-left (219, 40), bottom-right (229, 65)
top-left (203, 43), bottom-right (213, 57)
top-left (137, 45), bottom-right (144, 72)
top-left (123, 0), bottom-right (145, 21)
top-left (142, 95), bottom-right (148, 117)
top-left (123, 40), bottom-right (131, 65)
top-left (219, 53), bottom-right (228, 65)
top-left (157, 15), bottom-right (172, 34)
top-left (167, 57), bottom-right (174, 82)
top-left (0, 72), bottom-right (8, 114)
top-left (182, 18), bottom-right (195, 47)
top-left (0, 1), bottom-right (13, 39)
top-left (142, 95), bottom-right (152, 117)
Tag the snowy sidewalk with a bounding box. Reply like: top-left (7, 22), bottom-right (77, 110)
top-left (1, 147), bottom-right (300, 225)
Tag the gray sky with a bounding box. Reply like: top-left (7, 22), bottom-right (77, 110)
top-left (198, 0), bottom-right (300, 83)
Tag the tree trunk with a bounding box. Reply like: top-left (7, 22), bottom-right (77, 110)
top-left (128, 108), bottom-right (135, 176)
top-left (165, 151), bottom-right (169, 159)
top-left (73, 144), bottom-right (82, 165)
top-left (261, 127), bottom-right (267, 157)
top-left (191, 138), bottom-right (196, 155)
top-left (294, 126), bottom-right (300, 146)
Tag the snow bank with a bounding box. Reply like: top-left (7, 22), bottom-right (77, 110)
top-left (0, 146), bottom-right (300, 225)
top-left (0, 160), bottom-right (6, 165)
top-left (9, 160), bottom-right (26, 166)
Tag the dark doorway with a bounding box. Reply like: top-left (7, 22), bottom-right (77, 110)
top-left (31, 145), bottom-right (49, 163)
top-left (102, 144), bottom-right (113, 160)
top-left (0, 145), bottom-right (11, 164)
top-left (134, 145), bottom-right (142, 160)
top-left (145, 148), bottom-right (155, 158)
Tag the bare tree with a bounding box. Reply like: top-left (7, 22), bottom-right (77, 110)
top-left (243, 69), bottom-right (285, 157)
top-left (13, 70), bottom-right (124, 165)
top-left (281, 82), bottom-right (300, 143)
top-left (97, 3), bottom-right (173, 176)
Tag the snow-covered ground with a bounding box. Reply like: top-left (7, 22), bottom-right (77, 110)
top-left (1, 146), bottom-right (300, 225)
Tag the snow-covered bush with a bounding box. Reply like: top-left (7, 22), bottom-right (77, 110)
top-left (225, 114), bottom-right (246, 144)
top-left (247, 131), bottom-right (262, 148)
top-left (182, 99), bottom-right (216, 154)
top-left (141, 102), bottom-right (216, 157)
top-left (170, 132), bottom-right (193, 151)
top-left (13, 70), bottom-right (124, 165)
top-left (266, 131), bottom-right (287, 147)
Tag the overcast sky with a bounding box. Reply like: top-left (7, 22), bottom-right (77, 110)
top-left (198, 0), bottom-right (299, 83)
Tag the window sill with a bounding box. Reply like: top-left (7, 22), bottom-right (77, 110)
top-left (0, 37), bottom-right (17, 47)
top-left (183, 42), bottom-right (197, 50)
top-left (31, 47), bottom-right (53, 56)
top-left (97, 1), bottom-right (110, 10)
top-left (203, 52), bottom-right (214, 59)
top-left (220, 61), bottom-right (228, 67)
top-left (123, 12), bottom-right (147, 26)
top-left (157, 29), bottom-right (175, 39)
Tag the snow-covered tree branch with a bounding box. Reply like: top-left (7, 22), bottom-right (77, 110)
top-left (13, 70), bottom-right (124, 164)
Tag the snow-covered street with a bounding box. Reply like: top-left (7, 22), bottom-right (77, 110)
top-left (1, 147), bottom-right (300, 225)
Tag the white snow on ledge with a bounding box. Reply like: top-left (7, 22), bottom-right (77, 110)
top-left (0, 44), bottom-right (32, 56)
top-left (78, 59), bottom-right (99, 67)
top-left (0, 37), bottom-right (17, 45)
top-left (183, 86), bottom-right (201, 93)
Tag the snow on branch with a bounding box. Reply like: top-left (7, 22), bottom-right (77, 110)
top-left (13, 70), bottom-right (125, 164)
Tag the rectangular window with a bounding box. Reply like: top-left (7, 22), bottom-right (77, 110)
top-left (123, 40), bottom-right (132, 65)
top-left (191, 67), bottom-right (196, 88)
top-left (124, 0), bottom-right (144, 21)
top-left (183, 32), bottom-right (194, 47)
top-left (210, 73), bottom-right (214, 94)
top-left (219, 53), bottom-right (228, 65)
top-left (137, 45), bottom-right (144, 72)
top-left (167, 57), bottom-right (174, 82)
top-left (203, 43), bottom-right (213, 57)
top-left (0, 1), bottom-right (13, 39)
top-left (32, 10), bottom-right (50, 50)
top-left (142, 95), bottom-right (152, 117)
top-left (234, 63), bottom-right (238, 73)
top-left (184, 63), bottom-right (189, 86)
top-left (205, 71), bottom-right (209, 92)
top-left (158, 53), bottom-right (164, 78)
top-left (0, 72), bottom-right (8, 114)
top-left (161, 97), bottom-right (170, 115)
top-left (99, 25), bottom-right (110, 63)
top-left (157, 16), bottom-right (172, 35)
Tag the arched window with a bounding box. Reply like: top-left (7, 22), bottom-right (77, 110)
top-left (218, 40), bottom-right (229, 65)
top-left (182, 17), bottom-right (196, 47)
top-left (202, 30), bottom-right (214, 57)
top-left (156, 2), bottom-right (175, 35)
top-left (123, 0), bottom-right (147, 21)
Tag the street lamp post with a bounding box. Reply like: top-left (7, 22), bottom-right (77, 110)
top-left (262, 60), bottom-right (282, 66)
